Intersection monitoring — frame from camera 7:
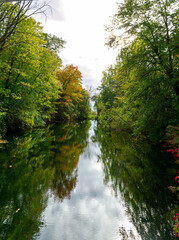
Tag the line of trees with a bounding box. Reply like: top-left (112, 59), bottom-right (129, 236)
top-left (0, 1), bottom-right (90, 138)
top-left (95, 0), bottom-right (179, 141)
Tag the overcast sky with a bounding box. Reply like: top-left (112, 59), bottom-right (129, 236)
top-left (36, 0), bottom-right (119, 89)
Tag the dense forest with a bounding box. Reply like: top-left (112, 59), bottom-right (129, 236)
top-left (0, 0), bottom-right (179, 238)
top-left (0, 1), bottom-right (90, 139)
top-left (95, 0), bottom-right (179, 142)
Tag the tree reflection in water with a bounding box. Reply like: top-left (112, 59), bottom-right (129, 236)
top-left (94, 125), bottom-right (178, 240)
top-left (0, 121), bottom-right (90, 240)
top-left (119, 226), bottom-right (141, 240)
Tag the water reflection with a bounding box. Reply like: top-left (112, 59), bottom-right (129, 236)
top-left (95, 125), bottom-right (178, 240)
top-left (0, 121), bottom-right (90, 240)
top-left (0, 121), bottom-right (178, 240)
top-left (36, 121), bottom-right (134, 240)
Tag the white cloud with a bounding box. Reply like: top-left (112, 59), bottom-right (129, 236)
top-left (48, 0), bottom-right (65, 21)
top-left (36, 0), bottom-right (119, 89)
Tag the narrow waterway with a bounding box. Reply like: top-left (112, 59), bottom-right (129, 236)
top-left (36, 121), bottom-right (139, 240)
top-left (0, 121), bottom-right (177, 240)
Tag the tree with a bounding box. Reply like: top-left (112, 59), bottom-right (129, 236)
top-left (0, 0), bottom-right (49, 53)
top-left (43, 33), bottom-right (66, 53)
top-left (107, 0), bottom-right (179, 96)
top-left (0, 15), bottom-right (61, 133)
top-left (95, 67), bottom-right (116, 120)
top-left (97, 0), bottom-right (179, 140)
top-left (55, 65), bottom-right (85, 120)
top-left (73, 89), bottom-right (91, 120)
top-left (97, 36), bottom-right (179, 139)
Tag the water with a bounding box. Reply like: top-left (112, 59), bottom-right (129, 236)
top-left (0, 121), bottom-right (178, 240)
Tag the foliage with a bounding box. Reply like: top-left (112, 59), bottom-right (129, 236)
top-left (0, 1), bottom-right (49, 53)
top-left (96, 0), bottom-right (179, 141)
top-left (173, 213), bottom-right (179, 236)
top-left (88, 111), bottom-right (98, 120)
top-left (73, 88), bottom-right (91, 120)
top-left (43, 33), bottom-right (66, 53)
top-left (165, 125), bottom-right (179, 150)
top-left (164, 126), bottom-right (179, 236)
top-left (0, 16), bottom-right (61, 134)
top-left (0, 6), bottom-right (90, 138)
top-left (55, 65), bottom-right (90, 120)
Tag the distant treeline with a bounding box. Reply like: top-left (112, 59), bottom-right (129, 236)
top-left (95, 0), bottom-right (179, 141)
top-left (0, 1), bottom-right (90, 138)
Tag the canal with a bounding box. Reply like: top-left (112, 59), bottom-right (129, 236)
top-left (0, 121), bottom-right (177, 239)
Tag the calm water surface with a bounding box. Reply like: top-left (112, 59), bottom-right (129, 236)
top-left (0, 121), bottom-right (178, 240)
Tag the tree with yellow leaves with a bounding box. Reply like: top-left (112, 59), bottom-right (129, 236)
top-left (56, 65), bottom-right (90, 120)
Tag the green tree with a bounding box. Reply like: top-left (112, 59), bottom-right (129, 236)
top-left (73, 89), bottom-right (91, 120)
top-left (95, 66), bottom-right (118, 125)
top-left (0, 16), bottom-right (62, 135)
top-left (43, 33), bottom-right (66, 53)
top-left (97, 0), bottom-right (179, 140)
top-left (0, 1), bottom-right (49, 53)
top-left (107, 0), bottom-right (179, 96)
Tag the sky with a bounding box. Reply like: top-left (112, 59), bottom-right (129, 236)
top-left (35, 0), bottom-right (119, 90)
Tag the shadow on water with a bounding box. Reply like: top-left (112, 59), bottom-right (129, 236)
top-left (94, 124), bottom-right (178, 240)
top-left (0, 121), bottom-right (90, 240)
